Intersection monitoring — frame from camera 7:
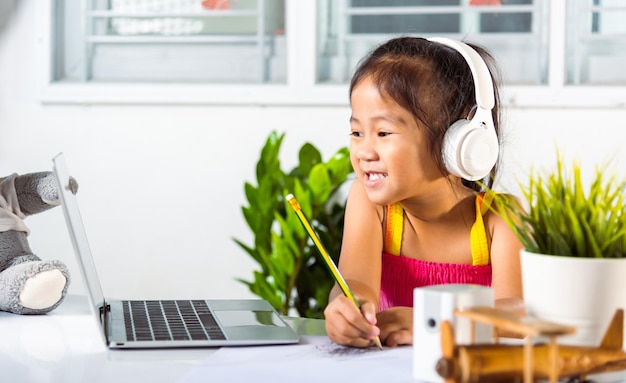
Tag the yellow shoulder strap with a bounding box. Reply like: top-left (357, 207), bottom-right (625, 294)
top-left (470, 192), bottom-right (494, 266)
top-left (385, 194), bottom-right (493, 263)
top-left (384, 203), bottom-right (403, 256)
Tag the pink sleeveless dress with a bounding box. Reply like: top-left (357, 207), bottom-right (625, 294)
top-left (379, 192), bottom-right (494, 311)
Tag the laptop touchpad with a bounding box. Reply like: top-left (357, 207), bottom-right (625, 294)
top-left (215, 310), bottom-right (286, 327)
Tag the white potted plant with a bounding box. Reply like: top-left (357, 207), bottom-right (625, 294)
top-left (495, 152), bottom-right (626, 347)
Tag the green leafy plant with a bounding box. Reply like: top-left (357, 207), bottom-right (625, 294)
top-left (495, 152), bottom-right (626, 258)
top-left (234, 131), bottom-right (354, 318)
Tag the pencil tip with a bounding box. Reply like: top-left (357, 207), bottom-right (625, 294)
top-left (373, 336), bottom-right (383, 349)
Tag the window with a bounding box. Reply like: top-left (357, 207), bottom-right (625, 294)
top-left (40, 0), bottom-right (626, 106)
top-left (316, 0), bottom-right (548, 85)
top-left (54, 0), bottom-right (286, 83)
top-left (566, 0), bottom-right (626, 85)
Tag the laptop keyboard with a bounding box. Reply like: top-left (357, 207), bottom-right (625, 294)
top-left (122, 300), bottom-right (227, 342)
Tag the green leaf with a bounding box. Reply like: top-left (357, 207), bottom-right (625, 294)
top-left (308, 164), bottom-right (332, 205)
top-left (297, 143), bottom-right (323, 178)
top-left (326, 147), bottom-right (353, 184)
top-left (232, 238), bottom-right (261, 264)
top-left (257, 132), bottom-right (284, 175)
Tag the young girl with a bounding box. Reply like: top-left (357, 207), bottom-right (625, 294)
top-left (323, 37), bottom-right (524, 348)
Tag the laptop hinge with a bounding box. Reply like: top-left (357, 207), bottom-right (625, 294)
top-left (100, 304), bottom-right (111, 341)
top-left (99, 304), bottom-right (111, 316)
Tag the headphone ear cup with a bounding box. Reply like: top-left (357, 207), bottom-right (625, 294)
top-left (442, 118), bottom-right (499, 181)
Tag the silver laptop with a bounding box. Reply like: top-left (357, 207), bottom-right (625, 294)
top-left (52, 152), bottom-right (300, 349)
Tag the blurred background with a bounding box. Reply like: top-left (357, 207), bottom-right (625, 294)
top-left (1, 0), bottom-right (625, 302)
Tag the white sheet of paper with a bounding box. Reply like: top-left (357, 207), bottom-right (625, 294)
top-left (179, 335), bottom-right (414, 383)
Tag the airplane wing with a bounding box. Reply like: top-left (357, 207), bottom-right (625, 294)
top-left (455, 306), bottom-right (577, 338)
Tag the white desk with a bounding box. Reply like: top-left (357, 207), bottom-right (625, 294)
top-left (0, 294), bottom-right (336, 383)
top-left (1, 295), bottom-right (418, 383)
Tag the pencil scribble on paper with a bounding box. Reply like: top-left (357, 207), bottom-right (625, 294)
top-left (314, 341), bottom-right (381, 358)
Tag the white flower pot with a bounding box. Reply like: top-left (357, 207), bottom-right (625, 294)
top-left (521, 249), bottom-right (626, 347)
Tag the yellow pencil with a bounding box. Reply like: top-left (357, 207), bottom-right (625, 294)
top-left (286, 193), bottom-right (383, 349)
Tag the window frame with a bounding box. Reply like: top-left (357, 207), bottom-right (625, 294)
top-left (37, 0), bottom-right (626, 108)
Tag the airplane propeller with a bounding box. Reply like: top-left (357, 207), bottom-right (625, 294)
top-left (436, 320), bottom-right (456, 383)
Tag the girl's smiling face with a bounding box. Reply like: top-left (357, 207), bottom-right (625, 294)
top-left (349, 76), bottom-right (444, 206)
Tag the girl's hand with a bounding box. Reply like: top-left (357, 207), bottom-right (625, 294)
top-left (377, 306), bottom-right (413, 347)
top-left (324, 295), bottom-right (380, 348)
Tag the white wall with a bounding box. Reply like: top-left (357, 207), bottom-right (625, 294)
top-left (2, 0), bottom-right (626, 301)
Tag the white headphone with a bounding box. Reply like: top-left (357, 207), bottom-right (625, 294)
top-left (428, 37), bottom-right (499, 181)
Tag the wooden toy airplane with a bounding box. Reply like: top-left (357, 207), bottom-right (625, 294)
top-left (436, 306), bottom-right (626, 383)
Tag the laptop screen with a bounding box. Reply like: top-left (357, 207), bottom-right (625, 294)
top-left (53, 153), bottom-right (107, 321)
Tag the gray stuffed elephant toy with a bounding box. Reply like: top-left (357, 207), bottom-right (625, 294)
top-left (0, 171), bottom-right (77, 314)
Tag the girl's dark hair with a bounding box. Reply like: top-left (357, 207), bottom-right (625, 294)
top-left (349, 37), bottom-right (503, 191)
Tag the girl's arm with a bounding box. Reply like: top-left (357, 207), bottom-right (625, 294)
top-left (488, 194), bottom-right (525, 316)
top-left (324, 179), bottom-right (384, 347)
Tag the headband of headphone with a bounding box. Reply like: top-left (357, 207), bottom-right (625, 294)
top-left (427, 37), bottom-right (499, 181)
